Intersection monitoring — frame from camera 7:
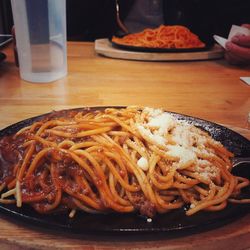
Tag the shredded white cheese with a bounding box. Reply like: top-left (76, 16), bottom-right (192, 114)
top-left (166, 145), bottom-right (196, 168)
top-left (147, 218), bottom-right (152, 223)
top-left (137, 157), bottom-right (149, 171)
top-left (190, 204), bottom-right (196, 209)
top-left (137, 125), bottom-right (166, 147)
top-left (147, 112), bottom-right (176, 134)
top-left (136, 108), bottom-right (177, 147)
top-left (135, 107), bottom-right (221, 175)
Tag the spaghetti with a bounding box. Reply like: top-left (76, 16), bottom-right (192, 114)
top-left (0, 107), bottom-right (249, 218)
top-left (112, 25), bottom-right (206, 49)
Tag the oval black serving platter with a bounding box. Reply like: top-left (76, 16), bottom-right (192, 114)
top-left (0, 107), bottom-right (249, 235)
top-left (111, 40), bottom-right (212, 53)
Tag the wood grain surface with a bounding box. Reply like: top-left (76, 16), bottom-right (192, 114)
top-left (0, 42), bottom-right (250, 250)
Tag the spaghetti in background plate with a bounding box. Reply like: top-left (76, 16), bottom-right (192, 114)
top-left (0, 106), bottom-right (249, 234)
top-left (112, 25), bottom-right (211, 53)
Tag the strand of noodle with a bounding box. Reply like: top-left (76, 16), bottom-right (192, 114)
top-left (205, 201), bottom-right (227, 211)
top-left (69, 141), bottom-right (98, 151)
top-left (14, 125), bottom-right (33, 137)
top-left (154, 166), bottom-right (176, 183)
top-left (18, 143), bottom-right (35, 180)
top-left (102, 114), bottom-right (138, 136)
top-left (160, 190), bottom-right (180, 196)
top-left (108, 173), bottom-right (132, 206)
top-left (149, 145), bottom-right (178, 161)
top-left (66, 150), bottom-right (102, 183)
top-left (175, 172), bottom-right (200, 186)
top-left (125, 155), bottom-right (158, 204)
top-left (46, 126), bottom-right (112, 138)
top-left (37, 168), bottom-right (50, 192)
top-left (40, 163), bottom-right (62, 211)
top-left (0, 198), bottom-right (16, 204)
top-left (126, 138), bottom-right (148, 159)
top-left (31, 135), bottom-right (56, 147)
top-left (53, 123), bottom-right (101, 130)
top-left (101, 153), bottom-right (139, 192)
top-left (234, 176), bottom-right (250, 191)
top-left (74, 112), bottom-right (91, 122)
top-left (71, 149), bottom-right (133, 212)
top-left (186, 171), bottom-right (235, 215)
top-left (74, 175), bottom-right (100, 203)
top-left (209, 155), bottom-right (231, 171)
top-left (21, 191), bottom-right (47, 203)
top-left (72, 119), bottom-right (118, 127)
top-left (156, 161), bottom-right (171, 178)
top-left (16, 180), bottom-right (22, 207)
top-left (137, 128), bottom-right (167, 151)
top-left (85, 145), bottom-right (106, 153)
top-left (98, 133), bottom-right (157, 203)
top-left (173, 181), bottom-right (197, 190)
top-left (178, 188), bottom-right (193, 203)
top-left (133, 136), bottom-right (150, 158)
top-left (74, 149), bottom-right (110, 183)
top-left (155, 192), bottom-right (184, 210)
top-left (108, 131), bottom-right (131, 137)
top-left (92, 134), bottom-right (134, 174)
top-left (72, 198), bottom-right (102, 214)
top-left (1, 188), bottom-right (16, 199)
top-left (108, 135), bottom-right (160, 205)
top-left (104, 151), bottom-right (131, 181)
top-left (199, 183), bottom-right (217, 202)
top-left (91, 134), bottom-right (114, 148)
top-left (7, 178), bottom-right (17, 189)
top-left (193, 185), bottom-right (209, 197)
top-left (229, 198), bottom-right (250, 204)
top-left (131, 150), bottom-right (137, 162)
top-left (0, 183), bottom-right (6, 193)
top-left (207, 140), bottom-right (234, 157)
top-left (22, 140), bottom-right (35, 148)
top-left (148, 155), bottom-right (176, 190)
top-left (158, 195), bottom-right (177, 202)
top-left (58, 140), bottom-right (75, 148)
top-left (63, 185), bottom-right (103, 211)
top-left (36, 120), bottom-right (76, 136)
top-left (26, 148), bottom-right (51, 177)
top-left (14, 121), bottom-right (43, 138)
top-left (113, 135), bottom-right (120, 144)
top-left (181, 171), bottom-right (211, 185)
top-left (69, 209), bottom-right (76, 218)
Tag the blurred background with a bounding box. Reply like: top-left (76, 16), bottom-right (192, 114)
top-left (0, 0), bottom-right (13, 35)
top-left (1, 0), bottom-right (250, 42)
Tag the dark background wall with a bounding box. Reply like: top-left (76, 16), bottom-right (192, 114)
top-left (0, 0), bottom-right (13, 34)
top-left (1, 0), bottom-right (250, 41)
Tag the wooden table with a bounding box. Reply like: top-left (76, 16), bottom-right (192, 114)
top-left (0, 42), bottom-right (250, 249)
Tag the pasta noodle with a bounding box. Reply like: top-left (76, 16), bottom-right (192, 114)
top-left (0, 106), bottom-right (249, 218)
top-left (112, 25), bottom-right (205, 49)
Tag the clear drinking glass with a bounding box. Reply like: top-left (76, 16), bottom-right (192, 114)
top-left (11, 0), bottom-right (67, 83)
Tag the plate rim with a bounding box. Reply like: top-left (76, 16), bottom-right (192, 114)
top-left (111, 40), bottom-right (213, 53)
